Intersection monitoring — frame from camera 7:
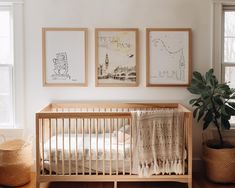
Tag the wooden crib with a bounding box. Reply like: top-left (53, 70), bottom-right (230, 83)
top-left (35, 102), bottom-right (192, 188)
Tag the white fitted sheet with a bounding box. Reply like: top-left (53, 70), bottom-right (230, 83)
top-left (43, 133), bottom-right (131, 174)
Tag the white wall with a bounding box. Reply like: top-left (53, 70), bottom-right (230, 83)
top-left (24, 0), bottom-right (212, 161)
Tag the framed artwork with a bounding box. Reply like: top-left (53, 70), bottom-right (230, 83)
top-left (42, 28), bottom-right (87, 86)
top-left (95, 28), bottom-right (138, 87)
top-left (146, 28), bottom-right (192, 87)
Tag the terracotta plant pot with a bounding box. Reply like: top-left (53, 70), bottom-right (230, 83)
top-left (202, 143), bottom-right (235, 183)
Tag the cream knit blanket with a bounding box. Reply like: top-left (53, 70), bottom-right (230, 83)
top-left (132, 109), bottom-right (186, 177)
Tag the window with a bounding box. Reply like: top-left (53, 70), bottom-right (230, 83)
top-left (222, 7), bottom-right (235, 124)
top-left (0, 7), bottom-right (14, 128)
top-left (213, 1), bottom-right (235, 126)
top-left (222, 7), bottom-right (235, 88)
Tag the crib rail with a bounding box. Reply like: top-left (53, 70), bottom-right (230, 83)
top-left (37, 112), bottom-right (131, 119)
top-left (36, 112), bottom-right (133, 176)
top-left (42, 102), bottom-right (181, 112)
top-left (36, 102), bottom-right (192, 188)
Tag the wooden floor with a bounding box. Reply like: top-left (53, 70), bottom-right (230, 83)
top-left (2, 173), bottom-right (235, 188)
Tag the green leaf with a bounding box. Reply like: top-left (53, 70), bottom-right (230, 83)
top-left (201, 91), bottom-right (210, 100)
top-left (215, 111), bottom-right (221, 118)
top-left (191, 78), bottom-right (202, 85)
top-left (228, 102), bottom-right (235, 109)
top-left (193, 107), bottom-right (199, 118)
top-left (203, 121), bottom-right (211, 130)
top-left (189, 98), bottom-right (198, 105)
top-left (187, 87), bottom-right (201, 95)
top-left (193, 71), bottom-right (203, 81)
top-left (197, 108), bottom-right (205, 122)
top-left (193, 102), bottom-right (201, 107)
top-left (221, 115), bottom-right (231, 130)
top-left (210, 75), bottom-right (218, 88)
top-left (205, 69), bottom-right (213, 82)
top-left (214, 96), bottom-right (223, 105)
top-left (209, 78), bottom-right (215, 87)
top-left (207, 102), bottom-right (213, 110)
top-left (225, 104), bottom-right (235, 116)
top-left (230, 93), bottom-right (235, 99)
top-left (203, 111), bottom-right (213, 122)
top-left (218, 84), bottom-right (230, 91)
top-left (221, 106), bottom-right (229, 116)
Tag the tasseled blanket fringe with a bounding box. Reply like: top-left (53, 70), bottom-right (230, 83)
top-left (138, 160), bottom-right (185, 177)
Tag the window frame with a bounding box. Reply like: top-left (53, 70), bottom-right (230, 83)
top-left (0, 64), bottom-right (14, 128)
top-left (213, 0), bottom-right (235, 81)
top-left (0, 1), bottom-right (24, 130)
top-left (221, 6), bottom-right (235, 83)
top-left (213, 0), bottom-right (235, 127)
top-left (0, 5), bottom-right (15, 128)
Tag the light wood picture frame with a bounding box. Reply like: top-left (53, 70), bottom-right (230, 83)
top-left (42, 28), bottom-right (88, 87)
top-left (95, 28), bottom-right (139, 87)
top-left (146, 28), bottom-right (192, 87)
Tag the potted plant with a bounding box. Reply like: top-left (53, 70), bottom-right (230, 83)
top-left (187, 68), bottom-right (235, 183)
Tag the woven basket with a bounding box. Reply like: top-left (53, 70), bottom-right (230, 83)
top-left (203, 144), bottom-right (235, 183)
top-left (0, 139), bottom-right (32, 187)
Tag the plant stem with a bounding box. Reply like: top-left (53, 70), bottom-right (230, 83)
top-left (210, 94), bottom-right (224, 148)
top-left (213, 118), bottom-right (224, 148)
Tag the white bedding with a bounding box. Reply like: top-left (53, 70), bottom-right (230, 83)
top-left (44, 160), bottom-right (131, 174)
top-left (43, 133), bottom-right (131, 174)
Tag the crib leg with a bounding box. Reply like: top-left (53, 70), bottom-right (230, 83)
top-left (114, 181), bottom-right (117, 188)
top-left (36, 181), bottom-right (40, 188)
top-left (188, 179), bottom-right (192, 188)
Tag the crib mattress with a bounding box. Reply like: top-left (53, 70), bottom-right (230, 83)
top-left (44, 160), bottom-right (131, 174)
top-left (43, 133), bottom-right (131, 174)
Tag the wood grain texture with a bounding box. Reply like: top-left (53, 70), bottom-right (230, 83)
top-left (15, 173), bottom-right (235, 188)
top-left (35, 103), bottom-right (192, 188)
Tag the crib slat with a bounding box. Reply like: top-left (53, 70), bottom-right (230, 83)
top-left (188, 113), bottom-right (193, 177)
top-left (62, 119), bottom-right (65, 175)
top-left (123, 119), bottom-right (125, 175)
top-left (75, 119), bottom-right (78, 175)
top-left (82, 118), bottom-right (85, 175)
top-left (49, 118), bottom-right (52, 175)
top-left (116, 118), bottom-right (118, 175)
top-left (123, 107), bottom-right (126, 168)
top-left (110, 118), bottom-right (112, 175)
top-left (69, 119), bottom-right (71, 175)
top-left (103, 118), bottom-right (105, 175)
top-left (55, 118), bottom-right (58, 175)
top-left (36, 118), bottom-right (40, 178)
top-left (41, 119), bottom-right (45, 175)
top-left (89, 118), bottom-right (91, 175)
top-left (130, 117), bottom-right (132, 175)
top-left (184, 113), bottom-right (188, 175)
top-left (185, 114), bottom-right (188, 174)
top-left (182, 114), bottom-right (185, 174)
top-left (96, 118), bottom-right (98, 175)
